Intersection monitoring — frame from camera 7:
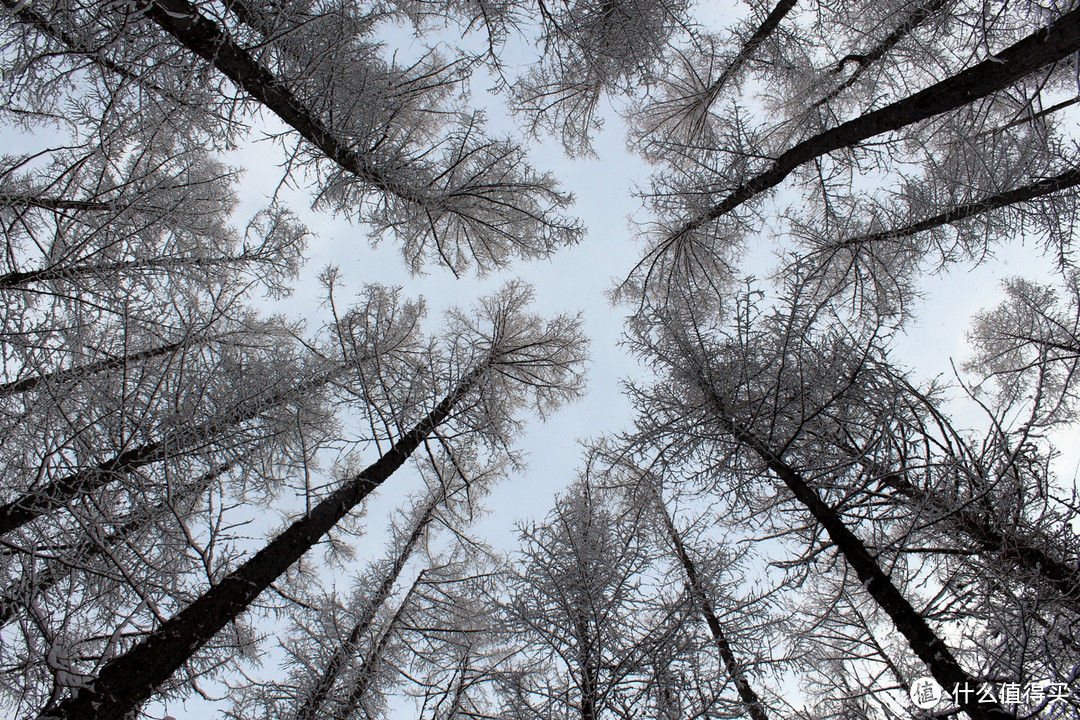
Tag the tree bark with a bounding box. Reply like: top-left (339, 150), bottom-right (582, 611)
top-left (292, 489), bottom-right (442, 720)
top-left (0, 195), bottom-right (119, 212)
top-left (708, 398), bottom-right (1013, 720)
top-left (667, 7), bottom-right (1080, 244)
top-left (0, 255), bottom-right (257, 290)
top-left (0, 338), bottom-right (194, 399)
top-left (131, 0), bottom-right (432, 206)
top-left (0, 364), bottom-right (340, 537)
top-left (39, 360), bottom-right (488, 720)
top-left (829, 167), bottom-right (1080, 251)
top-left (651, 488), bottom-right (769, 720)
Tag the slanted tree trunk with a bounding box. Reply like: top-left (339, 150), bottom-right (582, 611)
top-left (0, 196), bottom-right (119, 212)
top-left (665, 7), bottom-right (1080, 245)
top-left (649, 487), bottom-right (769, 720)
top-left (39, 359), bottom-right (489, 720)
top-left (437, 650), bottom-right (475, 720)
top-left (813, 0), bottom-right (949, 108)
top-left (0, 463), bottom-right (231, 629)
top-left (0, 254), bottom-right (272, 290)
top-left (292, 488), bottom-right (443, 720)
top-left (0, 363), bottom-right (340, 537)
top-left (705, 393), bottom-right (1013, 720)
top-left (825, 167), bottom-right (1080, 252)
top-left (131, 0), bottom-right (430, 205)
top-left (637, 0), bottom-right (797, 149)
top-left (704, 0), bottom-right (798, 107)
top-left (0, 337), bottom-right (195, 399)
top-left (333, 573), bottom-right (424, 720)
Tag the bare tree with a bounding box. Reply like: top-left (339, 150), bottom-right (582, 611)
top-left (2, 0), bottom-right (583, 276)
top-left (497, 478), bottom-right (694, 720)
top-left (625, 6), bottom-right (1080, 299)
top-left (35, 283), bottom-right (585, 720)
top-left (229, 440), bottom-right (505, 720)
top-left (641, 476), bottom-right (772, 720)
top-left (5, 1), bottom-right (1080, 718)
top-left (615, 279), bottom-right (1070, 718)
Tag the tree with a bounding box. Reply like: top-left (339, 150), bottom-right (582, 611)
top-left (618, 277), bottom-right (1080, 717)
top-left (581, 452), bottom-right (787, 720)
top-left (510, 0), bottom-right (693, 156)
top-left (1, 0), bottom-right (583, 276)
top-left (967, 271), bottom-right (1080, 425)
top-left (227, 440), bottom-right (506, 720)
top-left (622, 3), bottom-right (1080, 308)
top-left (641, 474), bottom-right (772, 720)
top-left (36, 283), bottom-right (584, 720)
top-left (496, 478), bottom-right (693, 720)
top-left (0, 284), bottom-right (361, 714)
top-left (602, 2), bottom-right (1080, 710)
top-left (627, 0), bottom-right (800, 158)
top-left (0, 125), bottom-right (322, 712)
top-left (5, 0), bottom-right (1080, 717)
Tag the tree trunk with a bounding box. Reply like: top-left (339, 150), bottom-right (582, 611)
top-left (980, 95), bottom-right (1080, 137)
top-left (130, 0), bottom-right (431, 206)
top-left (292, 489), bottom-right (442, 720)
top-left (708, 398), bottom-right (1013, 720)
top-left (0, 463), bottom-right (231, 629)
top-left (641, 0), bottom-right (797, 148)
top-left (705, 0), bottom-right (798, 106)
top-left (829, 167), bottom-right (1080, 251)
top-left (0, 255), bottom-right (257, 290)
top-left (334, 573), bottom-right (424, 720)
top-left (854, 451), bottom-right (1080, 610)
top-left (668, 7), bottom-right (1080, 244)
top-left (0, 338), bottom-right (195, 399)
top-left (39, 360), bottom-right (488, 720)
top-left (0, 363), bottom-right (340, 537)
top-left (650, 487), bottom-right (769, 720)
top-left (0, 195), bottom-right (118, 212)
top-left (813, 0), bottom-right (949, 108)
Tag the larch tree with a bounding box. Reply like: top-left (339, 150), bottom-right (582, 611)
top-left (604, 0), bottom-right (1080, 711)
top-left (637, 472), bottom-right (775, 720)
top-left (0, 0), bottom-right (583, 276)
top-left (0, 279), bottom-right (389, 715)
top-left (495, 478), bottom-right (702, 720)
top-left (226, 438), bottom-right (506, 720)
top-left (0, 1), bottom-right (590, 716)
top-left (4, 0), bottom-right (1080, 718)
top-left (32, 282), bottom-right (585, 720)
top-left (617, 276), bottom-right (1080, 717)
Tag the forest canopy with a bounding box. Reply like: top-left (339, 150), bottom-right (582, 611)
top-left (1, 0), bottom-right (1079, 719)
